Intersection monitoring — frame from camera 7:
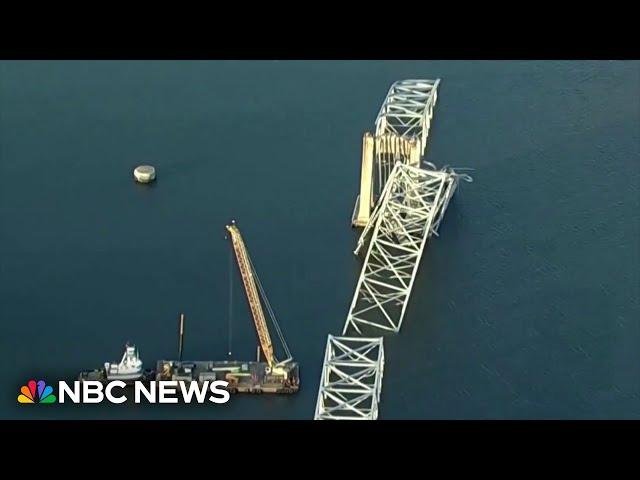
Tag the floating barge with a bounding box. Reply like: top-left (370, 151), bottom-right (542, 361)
top-left (78, 353), bottom-right (300, 395)
top-left (78, 222), bottom-right (300, 396)
top-left (155, 359), bottom-right (300, 394)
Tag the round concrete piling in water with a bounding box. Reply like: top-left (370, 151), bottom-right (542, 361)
top-left (134, 165), bottom-right (156, 183)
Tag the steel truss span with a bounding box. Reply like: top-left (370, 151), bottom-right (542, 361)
top-left (314, 78), bottom-right (468, 420)
top-left (344, 163), bottom-right (458, 335)
top-left (375, 79), bottom-right (440, 157)
top-left (314, 335), bottom-right (385, 420)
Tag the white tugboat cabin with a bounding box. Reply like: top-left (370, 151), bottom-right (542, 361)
top-left (105, 344), bottom-right (144, 381)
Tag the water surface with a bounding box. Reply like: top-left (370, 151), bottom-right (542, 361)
top-left (1, 60), bottom-right (638, 419)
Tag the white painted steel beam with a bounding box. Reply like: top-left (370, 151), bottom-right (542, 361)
top-left (315, 78), bottom-right (468, 420)
top-left (344, 163), bottom-right (458, 335)
top-left (375, 79), bottom-right (440, 157)
top-left (314, 335), bottom-right (385, 420)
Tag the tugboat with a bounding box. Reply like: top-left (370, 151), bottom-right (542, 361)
top-left (79, 343), bottom-right (153, 384)
top-left (105, 343), bottom-right (144, 381)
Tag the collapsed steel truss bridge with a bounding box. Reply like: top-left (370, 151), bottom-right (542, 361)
top-left (315, 78), bottom-right (468, 420)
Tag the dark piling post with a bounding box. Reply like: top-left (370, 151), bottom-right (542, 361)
top-left (178, 313), bottom-right (185, 361)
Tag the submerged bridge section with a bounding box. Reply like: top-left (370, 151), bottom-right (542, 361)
top-left (344, 163), bottom-right (458, 335)
top-left (315, 78), bottom-right (468, 420)
top-left (352, 79), bottom-right (440, 228)
top-left (314, 336), bottom-right (384, 420)
top-left (375, 79), bottom-right (440, 154)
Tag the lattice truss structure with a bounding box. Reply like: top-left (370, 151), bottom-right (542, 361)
top-left (344, 163), bottom-right (458, 335)
top-left (314, 79), bottom-right (465, 420)
top-left (314, 335), bottom-right (385, 420)
top-left (373, 133), bottom-right (419, 197)
top-left (375, 79), bottom-right (440, 157)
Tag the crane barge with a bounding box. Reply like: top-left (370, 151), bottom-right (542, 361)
top-left (154, 221), bottom-right (300, 394)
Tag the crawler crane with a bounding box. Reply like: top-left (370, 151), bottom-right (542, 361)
top-left (225, 221), bottom-right (299, 389)
top-left (152, 221), bottom-right (300, 395)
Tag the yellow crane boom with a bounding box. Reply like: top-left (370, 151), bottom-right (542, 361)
top-left (226, 222), bottom-right (276, 368)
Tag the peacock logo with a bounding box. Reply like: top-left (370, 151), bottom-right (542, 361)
top-left (18, 380), bottom-right (57, 404)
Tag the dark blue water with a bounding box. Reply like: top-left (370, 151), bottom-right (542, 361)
top-left (1, 61), bottom-right (638, 419)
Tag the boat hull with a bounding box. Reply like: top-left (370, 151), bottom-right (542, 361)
top-left (106, 373), bottom-right (143, 381)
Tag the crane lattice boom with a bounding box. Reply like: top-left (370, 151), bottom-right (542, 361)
top-left (226, 223), bottom-right (276, 368)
